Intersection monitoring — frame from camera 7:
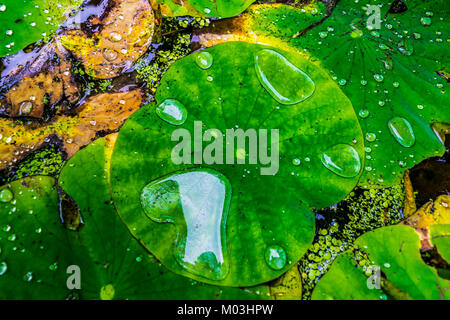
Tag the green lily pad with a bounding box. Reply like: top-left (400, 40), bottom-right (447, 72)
top-left (110, 41), bottom-right (364, 286)
top-left (311, 251), bottom-right (384, 300)
top-left (0, 0), bottom-right (83, 57)
top-left (430, 224), bottom-right (450, 263)
top-left (311, 225), bottom-right (450, 300)
top-left (289, 0), bottom-right (450, 188)
top-left (355, 225), bottom-right (450, 299)
top-left (0, 176), bottom-right (92, 299)
top-left (152, 0), bottom-right (255, 18)
top-left (0, 139), bottom-right (270, 299)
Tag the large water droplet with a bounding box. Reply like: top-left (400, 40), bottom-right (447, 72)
top-left (141, 169), bottom-right (231, 280)
top-left (265, 245), bottom-right (287, 270)
top-left (388, 117), bottom-right (415, 148)
top-left (195, 51), bottom-right (213, 70)
top-left (0, 188), bottom-right (13, 203)
top-left (255, 49), bottom-right (315, 105)
top-left (156, 99), bottom-right (188, 126)
top-left (321, 144), bottom-right (361, 178)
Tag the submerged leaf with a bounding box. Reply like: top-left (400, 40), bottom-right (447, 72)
top-left (0, 38), bottom-right (80, 119)
top-left (0, 90), bottom-right (142, 170)
top-left (60, 0), bottom-right (154, 79)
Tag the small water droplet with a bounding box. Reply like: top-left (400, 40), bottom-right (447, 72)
top-left (156, 99), bottom-right (188, 126)
top-left (321, 144), bottom-right (361, 178)
top-left (102, 48), bottom-right (118, 62)
top-left (374, 74), bottom-right (384, 82)
top-left (265, 245), bottom-right (287, 270)
top-left (0, 188), bottom-right (13, 203)
top-left (292, 158), bottom-right (301, 166)
top-left (255, 49), bottom-right (315, 105)
top-left (359, 109), bottom-right (369, 119)
top-left (319, 31), bottom-right (328, 39)
top-left (420, 17), bottom-right (432, 26)
top-left (365, 132), bottom-right (377, 142)
top-left (23, 272), bottom-right (33, 282)
top-left (109, 32), bottom-right (122, 42)
top-left (388, 117), bottom-right (415, 148)
top-left (19, 101), bottom-right (33, 115)
top-left (0, 262), bottom-right (7, 275)
top-left (195, 51), bottom-right (213, 70)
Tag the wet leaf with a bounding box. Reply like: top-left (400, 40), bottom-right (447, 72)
top-left (110, 41), bottom-right (364, 286)
top-left (60, 0), bottom-right (154, 79)
top-left (152, 0), bottom-right (256, 18)
top-left (0, 38), bottom-right (80, 119)
top-left (311, 251), bottom-right (384, 300)
top-left (355, 225), bottom-right (450, 299)
top-left (0, 0), bottom-right (83, 57)
top-left (403, 195), bottom-right (450, 229)
top-left (0, 138), bottom-right (271, 299)
top-left (0, 90), bottom-right (142, 170)
top-left (312, 225), bottom-right (450, 300)
top-left (430, 224), bottom-right (450, 264)
top-left (193, 3), bottom-right (325, 49)
top-left (288, 0), bottom-right (450, 188)
top-left (268, 263), bottom-right (302, 300)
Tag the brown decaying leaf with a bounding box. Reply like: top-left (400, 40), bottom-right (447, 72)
top-left (0, 38), bottom-right (80, 119)
top-left (60, 0), bottom-right (154, 79)
top-left (0, 90), bottom-right (142, 170)
top-left (269, 263), bottom-right (302, 300)
top-left (401, 195), bottom-right (450, 251)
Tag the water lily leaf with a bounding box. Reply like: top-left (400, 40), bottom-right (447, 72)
top-left (0, 176), bottom-right (93, 299)
top-left (355, 225), bottom-right (450, 300)
top-left (0, 90), bottom-right (142, 170)
top-left (110, 41), bottom-right (364, 286)
top-left (151, 0), bottom-right (255, 18)
top-left (311, 251), bottom-right (384, 300)
top-left (60, 0), bottom-right (154, 79)
top-left (0, 139), bottom-right (270, 299)
top-left (401, 194), bottom-right (449, 252)
top-left (0, 0), bottom-right (83, 57)
top-left (430, 224), bottom-right (450, 264)
top-left (193, 3), bottom-right (325, 50)
top-left (289, 0), bottom-right (450, 188)
top-left (312, 225), bottom-right (450, 300)
top-left (0, 38), bottom-right (81, 119)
